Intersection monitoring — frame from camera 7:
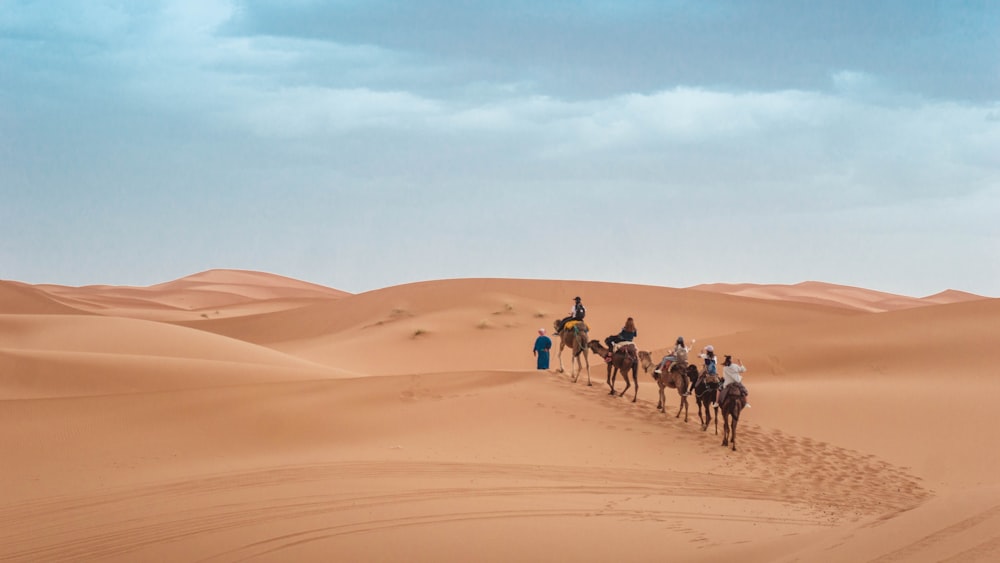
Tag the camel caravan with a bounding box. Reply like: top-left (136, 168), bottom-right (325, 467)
top-left (550, 297), bottom-right (750, 451)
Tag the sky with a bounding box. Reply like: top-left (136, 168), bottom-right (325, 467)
top-left (2, 0), bottom-right (999, 297)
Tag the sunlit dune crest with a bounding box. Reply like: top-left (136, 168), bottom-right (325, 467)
top-left (920, 288), bottom-right (985, 304)
top-left (151, 268), bottom-right (351, 299)
top-left (30, 268), bottom-right (350, 321)
top-left (2, 272), bottom-right (998, 562)
top-left (0, 280), bottom-right (91, 315)
top-left (689, 280), bottom-right (988, 312)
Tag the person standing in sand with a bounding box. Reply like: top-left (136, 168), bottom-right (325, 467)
top-left (533, 328), bottom-right (553, 370)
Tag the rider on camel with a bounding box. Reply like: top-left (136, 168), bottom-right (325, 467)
top-left (555, 296), bottom-right (586, 335)
top-left (716, 355), bottom-right (748, 406)
top-left (688, 345), bottom-right (719, 396)
top-left (654, 336), bottom-right (690, 375)
top-left (603, 317), bottom-right (637, 363)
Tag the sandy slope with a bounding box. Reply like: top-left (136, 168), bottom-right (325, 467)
top-left (1, 272), bottom-right (997, 562)
top-left (0, 281), bottom-right (91, 315)
top-left (690, 280), bottom-right (986, 313)
top-left (34, 269), bottom-right (349, 321)
top-left (178, 278), bottom-right (863, 375)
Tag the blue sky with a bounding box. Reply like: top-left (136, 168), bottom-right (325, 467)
top-left (2, 0), bottom-right (998, 296)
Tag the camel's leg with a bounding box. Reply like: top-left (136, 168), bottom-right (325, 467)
top-left (729, 407), bottom-right (740, 451)
top-left (557, 343), bottom-right (566, 373)
top-left (631, 369), bottom-right (639, 403)
top-left (619, 362), bottom-right (634, 399)
top-left (607, 365), bottom-right (616, 395)
top-left (722, 412), bottom-right (730, 447)
top-left (574, 349), bottom-right (588, 384)
top-left (675, 395), bottom-right (688, 422)
top-left (713, 406), bottom-right (719, 435)
top-left (657, 383), bottom-right (665, 411)
top-left (730, 416), bottom-right (738, 451)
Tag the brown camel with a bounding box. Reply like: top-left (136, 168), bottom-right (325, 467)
top-left (638, 351), bottom-right (693, 423)
top-left (720, 388), bottom-right (747, 451)
top-left (691, 369), bottom-right (721, 434)
top-left (587, 340), bottom-right (639, 402)
top-left (553, 320), bottom-right (591, 386)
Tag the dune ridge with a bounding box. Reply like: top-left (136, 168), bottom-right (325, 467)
top-left (33, 268), bottom-right (350, 321)
top-left (689, 280), bottom-right (989, 312)
top-left (0, 281), bottom-right (92, 315)
top-left (2, 271), bottom-right (997, 562)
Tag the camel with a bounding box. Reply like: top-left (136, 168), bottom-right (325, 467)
top-left (586, 340), bottom-right (639, 402)
top-left (720, 387), bottom-right (747, 451)
top-left (638, 351), bottom-right (694, 423)
top-left (553, 320), bottom-right (591, 386)
top-left (691, 370), bottom-right (721, 434)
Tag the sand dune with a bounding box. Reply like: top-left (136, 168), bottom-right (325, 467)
top-left (921, 288), bottom-right (985, 305)
top-left (178, 278), bottom-right (863, 375)
top-left (155, 269), bottom-right (351, 297)
top-left (690, 280), bottom-right (989, 313)
top-left (35, 269), bottom-right (349, 321)
top-left (0, 281), bottom-right (91, 315)
top-left (1, 271), bottom-right (998, 562)
top-left (0, 312), bottom-right (352, 399)
top-left (0, 314), bottom-right (329, 366)
top-left (717, 297), bottom-right (1000, 378)
top-left (0, 348), bottom-right (352, 399)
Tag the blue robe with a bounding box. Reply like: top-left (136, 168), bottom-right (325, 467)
top-left (533, 335), bottom-right (552, 369)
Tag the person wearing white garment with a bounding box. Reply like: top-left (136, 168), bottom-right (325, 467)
top-left (716, 354), bottom-right (747, 406)
top-left (555, 296), bottom-right (586, 335)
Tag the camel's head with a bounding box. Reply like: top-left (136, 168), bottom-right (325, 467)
top-left (552, 319), bottom-right (561, 332)
top-left (637, 351), bottom-right (653, 372)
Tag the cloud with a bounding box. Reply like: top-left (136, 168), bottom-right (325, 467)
top-left (231, 0), bottom-right (1000, 101)
top-left (4, 2), bottom-right (997, 207)
top-left (235, 86), bottom-right (442, 137)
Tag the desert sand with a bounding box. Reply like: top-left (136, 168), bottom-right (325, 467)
top-left (2, 269), bottom-right (998, 562)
